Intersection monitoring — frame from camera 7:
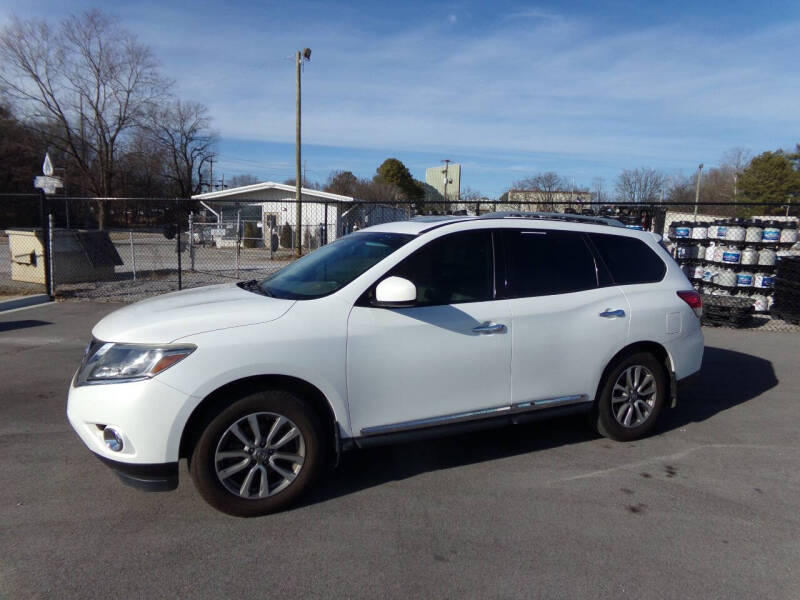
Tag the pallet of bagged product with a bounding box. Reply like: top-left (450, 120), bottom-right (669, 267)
top-left (700, 294), bottom-right (754, 328)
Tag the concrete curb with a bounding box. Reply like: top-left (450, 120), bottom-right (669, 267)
top-left (0, 294), bottom-right (52, 312)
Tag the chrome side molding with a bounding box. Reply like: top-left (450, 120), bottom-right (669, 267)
top-left (514, 394), bottom-right (588, 409)
top-left (360, 394), bottom-right (590, 436)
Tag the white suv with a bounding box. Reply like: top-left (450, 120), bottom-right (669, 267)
top-left (67, 213), bottom-right (703, 516)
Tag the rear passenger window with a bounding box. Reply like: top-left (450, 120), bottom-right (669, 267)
top-left (504, 230), bottom-right (598, 297)
top-left (589, 233), bottom-right (666, 285)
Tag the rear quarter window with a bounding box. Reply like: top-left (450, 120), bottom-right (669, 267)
top-left (589, 233), bottom-right (666, 285)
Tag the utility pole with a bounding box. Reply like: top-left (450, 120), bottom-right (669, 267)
top-left (295, 48), bottom-right (311, 257)
top-left (441, 159), bottom-right (451, 214)
top-left (209, 157), bottom-right (214, 192)
top-left (693, 163), bottom-right (703, 218)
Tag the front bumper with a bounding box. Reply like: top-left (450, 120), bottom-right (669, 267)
top-left (67, 373), bottom-right (197, 466)
top-left (94, 452), bottom-right (178, 492)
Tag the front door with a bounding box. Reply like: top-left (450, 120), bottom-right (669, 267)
top-left (346, 229), bottom-right (512, 435)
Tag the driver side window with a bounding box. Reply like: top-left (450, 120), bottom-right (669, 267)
top-left (388, 230), bottom-right (494, 306)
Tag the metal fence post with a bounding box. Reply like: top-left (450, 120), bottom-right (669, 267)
top-left (176, 199), bottom-right (182, 290)
top-left (129, 231), bottom-right (137, 281)
top-left (323, 201), bottom-right (328, 246)
top-left (48, 212), bottom-right (55, 295)
top-left (236, 210), bottom-right (241, 278)
top-left (38, 189), bottom-right (53, 299)
top-left (188, 211), bottom-right (195, 272)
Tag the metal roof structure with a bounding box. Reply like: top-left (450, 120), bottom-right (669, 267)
top-left (192, 181), bottom-right (353, 202)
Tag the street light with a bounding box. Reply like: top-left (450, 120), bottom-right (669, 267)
top-left (295, 47), bottom-right (311, 257)
top-left (693, 163), bottom-right (703, 218)
top-left (441, 159), bottom-right (452, 213)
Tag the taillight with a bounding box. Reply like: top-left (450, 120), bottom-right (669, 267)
top-left (677, 290), bottom-right (702, 318)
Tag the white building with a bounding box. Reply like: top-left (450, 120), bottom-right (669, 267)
top-left (425, 163), bottom-right (461, 203)
top-left (193, 182), bottom-right (350, 248)
top-left (192, 181), bottom-right (408, 249)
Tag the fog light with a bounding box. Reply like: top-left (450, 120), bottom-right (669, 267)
top-left (103, 427), bottom-right (124, 452)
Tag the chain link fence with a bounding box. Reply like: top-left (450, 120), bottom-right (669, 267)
top-left (2, 194), bottom-right (799, 331)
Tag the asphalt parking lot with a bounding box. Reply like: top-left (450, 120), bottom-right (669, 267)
top-left (1, 301), bottom-right (799, 599)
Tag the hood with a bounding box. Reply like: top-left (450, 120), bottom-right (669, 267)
top-left (92, 283), bottom-right (295, 344)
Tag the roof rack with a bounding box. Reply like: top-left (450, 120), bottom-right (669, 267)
top-left (477, 211), bottom-right (626, 228)
top-left (410, 215), bottom-right (463, 223)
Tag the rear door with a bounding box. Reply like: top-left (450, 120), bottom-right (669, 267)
top-left (501, 228), bottom-right (630, 407)
top-left (587, 232), bottom-right (673, 335)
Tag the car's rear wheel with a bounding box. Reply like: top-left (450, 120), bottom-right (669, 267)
top-left (190, 390), bottom-right (325, 517)
top-left (595, 352), bottom-right (666, 442)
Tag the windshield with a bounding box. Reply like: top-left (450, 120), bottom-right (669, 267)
top-left (260, 231), bottom-right (414, 300)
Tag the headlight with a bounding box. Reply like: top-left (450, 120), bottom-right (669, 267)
top-left (76, 341), bottom-right (196, 386)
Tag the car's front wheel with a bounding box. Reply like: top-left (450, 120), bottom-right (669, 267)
top-left (190, 390), bottom-right (325, 517)
top-left (595, 352), bottom-right (666, 442)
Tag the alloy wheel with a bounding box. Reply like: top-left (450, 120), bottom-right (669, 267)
top-left (610, 365), bottom-right (658, 428)
top-left (214, 412), bottom-right (306, 499)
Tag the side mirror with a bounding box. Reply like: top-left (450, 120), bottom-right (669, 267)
top-left (374, 276), bottom-right (416, 308)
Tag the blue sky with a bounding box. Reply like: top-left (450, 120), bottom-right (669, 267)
top-left (2, 1), bottom-right (799, 197)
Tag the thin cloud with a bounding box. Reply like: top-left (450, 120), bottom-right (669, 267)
top-left (2, 0), bottom-right (797, 192)
top-left (503, 7), bottom-right (562, 21)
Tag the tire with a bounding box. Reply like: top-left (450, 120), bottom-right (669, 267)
top-left (189, 390), bottom-right (326, 517)
top-left (595, 352), bottom-right (666, 442)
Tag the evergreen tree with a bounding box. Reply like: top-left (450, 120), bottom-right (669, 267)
top-left (739, 150), bottom-right (800, 210)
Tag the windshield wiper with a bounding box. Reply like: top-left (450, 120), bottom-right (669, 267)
top-left (237, 279), bottom-right (272, 297)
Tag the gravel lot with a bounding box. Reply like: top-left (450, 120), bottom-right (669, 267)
top-left (0, 233), bottom-right (294, 301)
top-left (0, 301), bottom-right (799, 599)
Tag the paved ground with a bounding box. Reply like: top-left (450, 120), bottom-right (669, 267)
top-left (0, 301), bottom-right (798, 599)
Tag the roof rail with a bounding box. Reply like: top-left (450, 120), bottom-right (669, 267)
top-left (477, 211), bottom-right (626, 228)
top-left (410, 215), bottom-right (463, 223)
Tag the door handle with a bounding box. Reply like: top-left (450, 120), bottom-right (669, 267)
top-left (599, 309), bottom-right (626, 318)
top-left (473, 323), bottom-right (507, 334)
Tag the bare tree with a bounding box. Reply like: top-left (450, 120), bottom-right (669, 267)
top-left (355, 178), bottom-right (403, 204)
top-left (325, 170), bottom-right (359, 197)
top-left (118, 130), bottom-right (170, 197)
top-left (591, 176), bottom-right (606, 204)
top-left (0, 102), bottom-right (42, 192)
top-left (0, 10), bottom-right (171, 226)
top-left (664, 173), bottom-right (692, 204)
top-left (720, 147), bottom-right (752, 200)
top-left (228, 174), bottom-right (260, 188)
top-left (721, 147), bottom-right (752, 173)
top-left (513, 171), bottom-right (567, 207)
top-left (458, 186), bottom-right (486, 214)
top-left (321, 170), bottom-right (406, 204)
top-left (700, 167), bottom-right (735, 205)
top-left (147, 100), bottom-right (217, 197)
top-left (283, 178), bottom-right (321, 190)
top-left (615, 168), bottom-right (665, 203)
